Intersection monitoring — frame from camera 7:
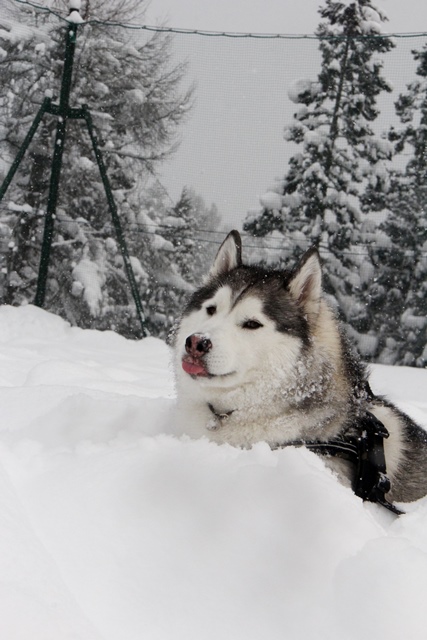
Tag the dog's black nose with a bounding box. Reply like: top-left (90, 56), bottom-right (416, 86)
top-left (185, 334), bottom-right (212, 356)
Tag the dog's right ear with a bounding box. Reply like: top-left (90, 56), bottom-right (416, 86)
top-left (288, 246), bottom-right (322, 321)
top-left (209, 230), bottom-right (242, 278)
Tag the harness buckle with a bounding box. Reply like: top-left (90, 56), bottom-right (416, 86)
top-left (353, 411), bottom-right (403, 515)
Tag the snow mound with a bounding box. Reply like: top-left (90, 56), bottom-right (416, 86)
top-left (0, 305), bottom-right (427, 640)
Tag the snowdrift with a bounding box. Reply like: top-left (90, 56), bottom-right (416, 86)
top-left (0, 305), bottom-right (426, 640)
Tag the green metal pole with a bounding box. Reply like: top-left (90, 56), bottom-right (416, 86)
top-left (34, 19), bottom-right (78, 308)
top-left (0, 97), bottom-right (51, 203)
top-left (82, 105), bottom-right (148, 338)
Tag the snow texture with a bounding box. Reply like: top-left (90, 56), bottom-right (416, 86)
top-left (72, 258), bottom-right (105, 316)
top-left (259, 190), bottom-right (283, 210)
top-left (287, 78), bottom-right (321, 104)
top-left (0, 305), bottom-right (426, 640)
top-left (66, 10), bottom-right (84, 25)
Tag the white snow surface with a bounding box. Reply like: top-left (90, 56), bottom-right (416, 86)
top-left (0, 305), bottom-right (427, 640)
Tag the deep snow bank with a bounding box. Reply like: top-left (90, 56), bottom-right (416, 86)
top-left (0, 305), bottom-right (426, 640)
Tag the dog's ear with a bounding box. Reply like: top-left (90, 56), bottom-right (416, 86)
top-left (209, 230), bottom-right (242, 278)
top-left (288, 247), bottom-right (322, 320)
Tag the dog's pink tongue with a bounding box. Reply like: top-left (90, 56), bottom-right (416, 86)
top-left (182, 359), bottom-right (208, 376)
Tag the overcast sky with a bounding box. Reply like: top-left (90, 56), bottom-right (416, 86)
top-left (144, 0), bottom-right (426, 36)
top-left (140, 1), bottom-right (427, 230)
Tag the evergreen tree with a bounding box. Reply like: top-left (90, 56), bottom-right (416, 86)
top-left (367, 43), bottom-right (427, 366)
top-left (165, 187), bottom-right (222, 285)
top-left (185, 191), bottom-right (222, 281)
top-left (112, 184), bottom-right (222, 339)
top-left (111, 183), bottom-right (192, 338)
top-left (243, 0), bottom-right (394, 351)
top-left (0, 0), bottom-right (193, 337)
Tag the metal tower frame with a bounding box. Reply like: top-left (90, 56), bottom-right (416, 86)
top-left (0, 3), bottom-right (148, 337)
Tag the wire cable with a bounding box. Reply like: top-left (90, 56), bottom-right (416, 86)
top-left (13, 0), bottom-right (427, 40)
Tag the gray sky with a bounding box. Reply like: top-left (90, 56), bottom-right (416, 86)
top-left (144, 0), bottom-right (425, 34)
top-left (141, 1), bottom-right (427, 229)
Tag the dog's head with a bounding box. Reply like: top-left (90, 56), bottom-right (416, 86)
top-left (174, 230), bottom-right (322, 393)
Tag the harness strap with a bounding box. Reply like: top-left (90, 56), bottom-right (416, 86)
top-left (208, 401), bottom-right (403, 515)
top-left (276, 411), bottom-right (403, 516)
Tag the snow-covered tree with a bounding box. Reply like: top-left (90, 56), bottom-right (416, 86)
top-left (103, 183), bottom-right (223, 339)
top-left (163, 187), bottom-right (222, 284)
top-left (364, 43), bottom-right (427, 366)
top-left (0, 0), bottom-right (193, 337)
top-left (243, 0), bottom-right (395, 350)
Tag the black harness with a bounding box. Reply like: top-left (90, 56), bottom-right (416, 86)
top-left (283, 411), bottom-right (403, 515)
top-left (208, 404), bottom-right (403, 515)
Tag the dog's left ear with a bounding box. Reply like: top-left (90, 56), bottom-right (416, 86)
top-left (288, 247), bottom-right (322, 320)
top-left (209, 230), bottom-right (242, 278)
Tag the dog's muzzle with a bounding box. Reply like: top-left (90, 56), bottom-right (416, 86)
top-left (182, 333), bottom-right (212, 377)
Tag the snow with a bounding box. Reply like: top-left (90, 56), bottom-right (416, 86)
top-left (328, 59), bottom-right (341, 73)
top-left (346, 326), bottom-right (379, 359)
top-left (6, 201), bottom-right (33, 213)
top-left (155, 265), bottom-right (194, 292)
top-left (128, 256), bottom-right (148, 282)
top-left (0, 20), bottom-right (48, 46)
top-left (288, 78), bottom-right (321, 104)
top-left (125, 89), bottom-right (145, 104)
top-left (0, 304), bottom-right (427, 640)
top-left (66, 11), bottom-right (84, 25)
top-left (304, 129), bottom-right (326, 148)
top-left (163, 216), bottom-right (187, 228)
top-left (259, 190), bottom-right (282, 210)
top-left (151, 233), bottom-right (174, 252)
top-left (402, 309), bottom-right (427, 331)
top-left (72, 258), bottom-right (105, 316)
top-left (359, 259), bottom-right (375, 285)
top-left (78, 156), bottom-right (95, 172)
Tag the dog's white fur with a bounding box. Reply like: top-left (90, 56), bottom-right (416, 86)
top-left (173, 231), bottom-right (427, 503)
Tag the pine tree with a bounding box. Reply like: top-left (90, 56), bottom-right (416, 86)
top-left (0, 0), bottom-right (193, 337)
top-left (243, 0), bottom-right (394, 352)
top-left (99, 182), bottom-right (193, 339)
top-left (164, 187), bottom-right (222, 285)
top-left (367, 42), bottom-right (427, 366)
top-left (185, 191), bottom-right (222, 282)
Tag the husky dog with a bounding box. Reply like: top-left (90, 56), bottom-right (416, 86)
top-left (173, 230), bottom-right (427, 504)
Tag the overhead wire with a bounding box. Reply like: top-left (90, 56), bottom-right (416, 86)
top-left (0, 203), bottom-right (425, 258)
top-left (12, 0), bottom-right (427, 40)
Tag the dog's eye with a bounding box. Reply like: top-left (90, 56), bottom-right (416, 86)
top-left (206, 305), bottom-right (217, 316)
top-left (242, 319), bottom-right (263, 330)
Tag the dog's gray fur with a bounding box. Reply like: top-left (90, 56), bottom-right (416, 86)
top-left (173, 230), bottom-right (427, 504)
